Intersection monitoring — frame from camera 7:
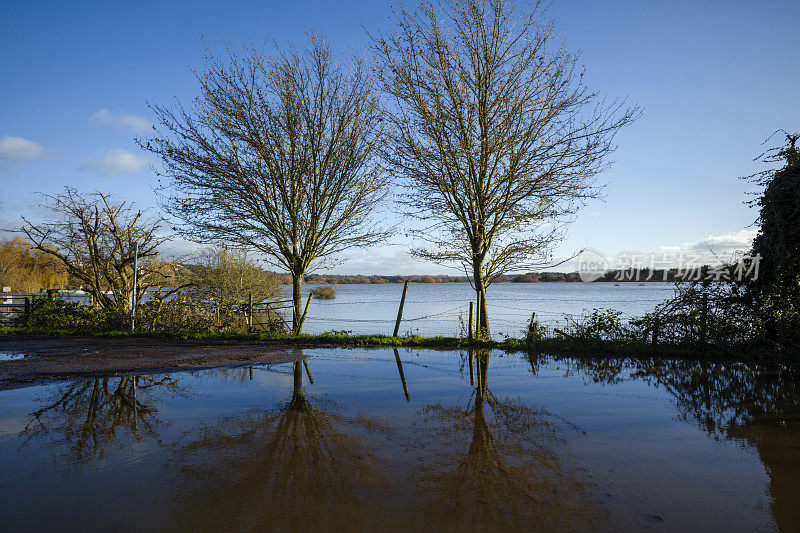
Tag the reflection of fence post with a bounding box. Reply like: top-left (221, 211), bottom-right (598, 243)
top-left (467, 301), bottom-right (474, 342)
top-left (393, 347), bottom-right (410, 402)
top-left (393, 280), bottom-right (409, 337)
top-left (132, 376), bottom-right (138, 433)
top-left (130, 241), bottom-right (139, 334)
top-left (303, 360), bottom-right (314, 384)
top-left (247, 293), bottom-right (253, 333)
top-left (468, 349), bottom-right (474, 386)
top-left (652, 316), bottom-right (660, 346)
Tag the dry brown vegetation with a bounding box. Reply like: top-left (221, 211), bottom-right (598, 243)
top-left (0, 238), bottom-right (68, 292)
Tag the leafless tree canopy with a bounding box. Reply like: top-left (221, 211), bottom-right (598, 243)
top-left (372, 0), bottom-right (639, 337)
top-left (20, 188), bottom-right (172, 311)
top-left (142, 35), bottom-right (389, 332)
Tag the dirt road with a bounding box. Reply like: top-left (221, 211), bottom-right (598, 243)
top-left (0, 336), bottom-right (308, 389)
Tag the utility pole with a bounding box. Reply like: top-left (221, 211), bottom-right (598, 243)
top-left (130, 241), bottom-right (139, 333)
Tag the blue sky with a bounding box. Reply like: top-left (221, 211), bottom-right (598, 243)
top-left (1, 0), bottom-right (798, 274)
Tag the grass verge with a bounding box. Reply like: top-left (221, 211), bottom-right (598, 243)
top-left (1, 326), bottom-right (792, 361)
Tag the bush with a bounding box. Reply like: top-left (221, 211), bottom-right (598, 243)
top-left (17, 298), bottom-right (128, 332)
top-left (633, 281), bottom-right (761, 347)
top-left (137, 293), bottom-right (287, 334)
top-left (565, 308), bottom-right (634, 343)
top-left (14, 293), bottom-right (288, 335)
top-left (525, 313), bottom-right (546, 343)
top-left (310, 285), bottom-right (336, 300)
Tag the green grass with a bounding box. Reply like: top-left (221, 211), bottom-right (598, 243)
top-left (0, 326), bottom-right (506, 349)
top-left (0, 326), bottom-right (789, 361)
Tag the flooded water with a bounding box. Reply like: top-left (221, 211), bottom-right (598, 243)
top-left (1, 348), bottom-right (798, 531)
top-left (0, 351), bottom-right (25, 361)
top-left (292, 282), bottom-right (676, 337)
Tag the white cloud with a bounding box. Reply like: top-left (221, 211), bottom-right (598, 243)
top-left (604, 229), bottom-right (757, 267)
top-left (679, 228), bottom-right (757, 257)
top-left (0, 136), bottom-right (47, 160)
top-left (555, 229), bottom-right (759, 273)
top-left (157, 238), bottom-right (207, 259)
top-left (90, 109), bottom-right (152, 134)
top-left (83, 149), bottom-right (149, 175)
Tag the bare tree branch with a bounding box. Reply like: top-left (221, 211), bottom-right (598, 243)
top-left (19, 188), bottom-right (173, 311)
top-left (371, 0), bottom-right (639, 338)
top-left (141, 34), bottom-right (390, 333)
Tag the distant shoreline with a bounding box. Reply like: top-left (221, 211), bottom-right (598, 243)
top-left (294, 272), bottom-right (682, 284)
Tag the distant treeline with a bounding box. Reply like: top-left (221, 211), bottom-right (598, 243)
top-left (283, 274), bottom-right (475, 284)
top-left (0, 236), bottom-right (711, 291)
top-left (284, 269), bottom-right (697, 284)
top-left (512, 269), bottom-right (705, 283)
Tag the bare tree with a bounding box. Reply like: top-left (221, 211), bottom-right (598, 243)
top-left (142, 35), bottom-right (389, 333)
top-left (371, 0), bottom-right (639, 338)
top-left (20, 188), bottom-right (174, 311)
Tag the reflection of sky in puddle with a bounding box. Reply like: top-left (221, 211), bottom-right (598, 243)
top-left (0, 348), bottom-right (797, 532)
top-left (0, 351), bottom-right (24, 361)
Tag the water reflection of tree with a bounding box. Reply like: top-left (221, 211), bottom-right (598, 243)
top-left (568, 356), bottom-right (800, 531)
top-left (170, 361), bottom-right (394, 531)
top-left (21, 375), bottom-right (183, 472)
top-left (409, 351), bottom-right (603, 531)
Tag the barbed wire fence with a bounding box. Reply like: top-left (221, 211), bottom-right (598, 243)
top-left (290, 295), bottom-right (655, 339)
top-left (2, 285), bottom-right (664, 339)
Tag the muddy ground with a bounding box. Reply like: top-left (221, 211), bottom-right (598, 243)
top-left (0, 336), bottom-right (312, 390)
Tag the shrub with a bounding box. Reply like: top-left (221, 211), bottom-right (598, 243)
top-left (137, 293), bottom-right (287, 334)
top-left (566, 308), bottom-right (632, 343)
top-left (17, 298), bottom-right (128, 332)
top-left (525, 313), bottom-right (546, 343)
top-left (310, 285), bottom-right (336, 300)
top-left (634, 281), bottom-right (761, 347)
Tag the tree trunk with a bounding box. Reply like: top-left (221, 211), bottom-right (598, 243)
top-left (473, 263), bottom-right (491, 340)
top-left (291, 273), bottom-right (303, 334)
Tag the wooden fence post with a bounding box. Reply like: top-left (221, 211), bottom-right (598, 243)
top-left (298, 294), bottom-right (313, 334)
top-left (468, 301), bottom-right (474, 342)
top-left (24, 297), bottom-right (30, 327)
top-left (393, 280), bottom-right (409, 337)
top-left (247, 293), bottom-right (253, 333)
top-left (475, 292), bottom-right (482, 339)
